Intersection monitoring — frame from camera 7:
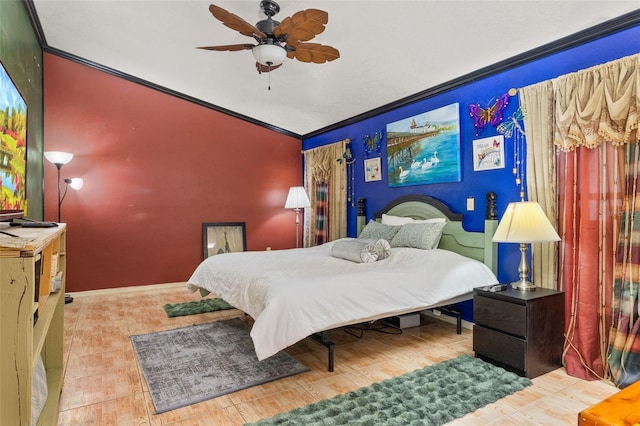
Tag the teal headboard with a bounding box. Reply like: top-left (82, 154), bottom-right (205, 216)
top-left (356, 194), bottom-right (498, 274)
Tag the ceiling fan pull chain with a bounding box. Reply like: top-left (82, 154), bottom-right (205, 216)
top-left (268, 62), bottom-right (272, 90)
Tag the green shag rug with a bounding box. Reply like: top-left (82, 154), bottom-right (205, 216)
top-left (163, 298), bottom-right (234, 317)
top-left (248, 354), bottom-right (532, 426)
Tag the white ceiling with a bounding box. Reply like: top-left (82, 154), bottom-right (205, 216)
top-left (32, 1), bottom-right (640, 136)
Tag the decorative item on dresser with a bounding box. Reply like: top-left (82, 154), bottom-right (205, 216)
top-left (473, 286), bottom-right (564, 378)
top-left (0, 224), bottom-right (67, 425)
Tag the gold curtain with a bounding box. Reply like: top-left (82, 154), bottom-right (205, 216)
top-left (554, 53), bottom-right (639, 151)
top-left (303, 140), bottom-right (348, 247)
top-left (520, 81), bottom-right (558, 290)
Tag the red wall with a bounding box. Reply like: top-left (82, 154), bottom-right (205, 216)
top-left (43, 53), bottom-right (302, 292)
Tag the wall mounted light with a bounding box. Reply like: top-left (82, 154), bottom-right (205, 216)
top-left (285, 186), bottom-right (311, 248)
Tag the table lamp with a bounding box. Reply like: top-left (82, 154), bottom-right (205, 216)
top-left (492, 201), bottom-right (560, 291)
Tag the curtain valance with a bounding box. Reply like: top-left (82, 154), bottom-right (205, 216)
top-left (553, 53), bottom-right (639, 151)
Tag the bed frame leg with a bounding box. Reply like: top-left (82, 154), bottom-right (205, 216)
top-left (438, 305), bottom-right (463, 334)
top-left (311, 332), bottom-right (336, 372)
top-left (328, 344), bottom-right (335, 372)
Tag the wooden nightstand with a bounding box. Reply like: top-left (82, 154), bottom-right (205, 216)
top-left (473, 286), bottom-right (564, 378)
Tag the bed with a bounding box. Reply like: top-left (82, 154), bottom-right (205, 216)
top-left (187, 194), bottom-right (499, 371)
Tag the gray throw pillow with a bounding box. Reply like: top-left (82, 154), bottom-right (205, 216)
top-left (359, 220), bottom-right (401, 242)
top-left (331, 239), bottom-right (379, 263)
top-left (357, 238), bottom-right (392, 260)
top-left (390, 222), bottom-right (446, 249)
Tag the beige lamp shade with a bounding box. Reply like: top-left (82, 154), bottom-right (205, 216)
top-left (492, 201), bottom-right (560, 243)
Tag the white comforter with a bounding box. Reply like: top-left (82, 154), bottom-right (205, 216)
top-left (187, 239), bottom-right (498, 360)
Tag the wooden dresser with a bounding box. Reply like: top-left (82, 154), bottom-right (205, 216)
top-left (578, 380), bottom-right (640, 425)
top-left (0, 224), bottom-right (67, 425)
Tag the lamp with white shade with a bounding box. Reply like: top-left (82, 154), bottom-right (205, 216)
top-left (285, 186), bottom-right (311, 248)
top-left (44, 151), bottom-right (83, 305)
top-left (492, 201), bottom-right (560, 291)
top-left (44, 151), bottom-right (83, 223)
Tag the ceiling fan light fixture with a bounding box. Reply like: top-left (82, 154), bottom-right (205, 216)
top-left (252, 44), bottom-right (286, 66)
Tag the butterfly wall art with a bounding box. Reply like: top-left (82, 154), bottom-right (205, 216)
top-left (496, 105), bottom-right (527, 199)
top-left (468, 91), bottom-right (512, 136)
top-left (363, 130), bottom-right (383, 156)
top-left (496, 106), bottom-right (526, 138)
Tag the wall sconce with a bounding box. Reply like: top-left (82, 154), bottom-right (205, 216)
top-left (285, 186), bottom-right (311, 248)
top-left (492, 201), bottom-right (560, 291)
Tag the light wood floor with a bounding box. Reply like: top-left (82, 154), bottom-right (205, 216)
top-left (58, 283), bottom-right (618, 425)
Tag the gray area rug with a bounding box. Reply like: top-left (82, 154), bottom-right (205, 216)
top-left (248, 354), bottom-right (532, 425)
top-left (131, 318), bottom-right (309, 413)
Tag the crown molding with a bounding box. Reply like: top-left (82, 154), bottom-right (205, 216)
top-left (302, 9), bottom-right (640, 139)
top-left (22, 1), bottom-right (639, 140)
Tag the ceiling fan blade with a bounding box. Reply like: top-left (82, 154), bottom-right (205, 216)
top-left (208, 4), bottom-right (266, 39)
top-left (287, 43), bottom-right (340, 64)
top-left (256, 62), bottom-right (283, 74)
top-left (197, 44), bottom-right (255, 52)
top-left (273, 9), bottom-right (328, 43)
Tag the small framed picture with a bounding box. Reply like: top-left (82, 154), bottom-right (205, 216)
top-left (202, 222), bottom-right (247, 259)
top-left (364, 157), bottom-right (382, 182)
top-left (472, 135), bottom-right (505, 171)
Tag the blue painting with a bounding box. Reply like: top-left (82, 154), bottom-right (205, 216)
top-left (386, 103), bottom-right (460, 187)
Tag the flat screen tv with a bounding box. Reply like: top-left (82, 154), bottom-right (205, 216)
top-left (0, 60), bottom-right (27, 219)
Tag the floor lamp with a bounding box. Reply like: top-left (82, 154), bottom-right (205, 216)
top-left (285, 186), bottom-right (311, 248)
top-left (44, 151), bottom-right (84, 303)
top-left (44, 151), bottom-right (74, 222)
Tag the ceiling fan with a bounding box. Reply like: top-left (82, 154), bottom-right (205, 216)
top-left (197, 0), bottom-right (340, 74)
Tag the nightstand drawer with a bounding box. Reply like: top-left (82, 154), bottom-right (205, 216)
top-left (474, 295), bottom-right (526, 337)
top-left (473, 325), bottom-right (526, 371)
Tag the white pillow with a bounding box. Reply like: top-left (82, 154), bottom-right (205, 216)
top-left (381, 214), bottom-right (414, 226)
top-left (412, 217), bottom-right (446, 224)
top-left (382, 214), bottom-right (446, 225)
